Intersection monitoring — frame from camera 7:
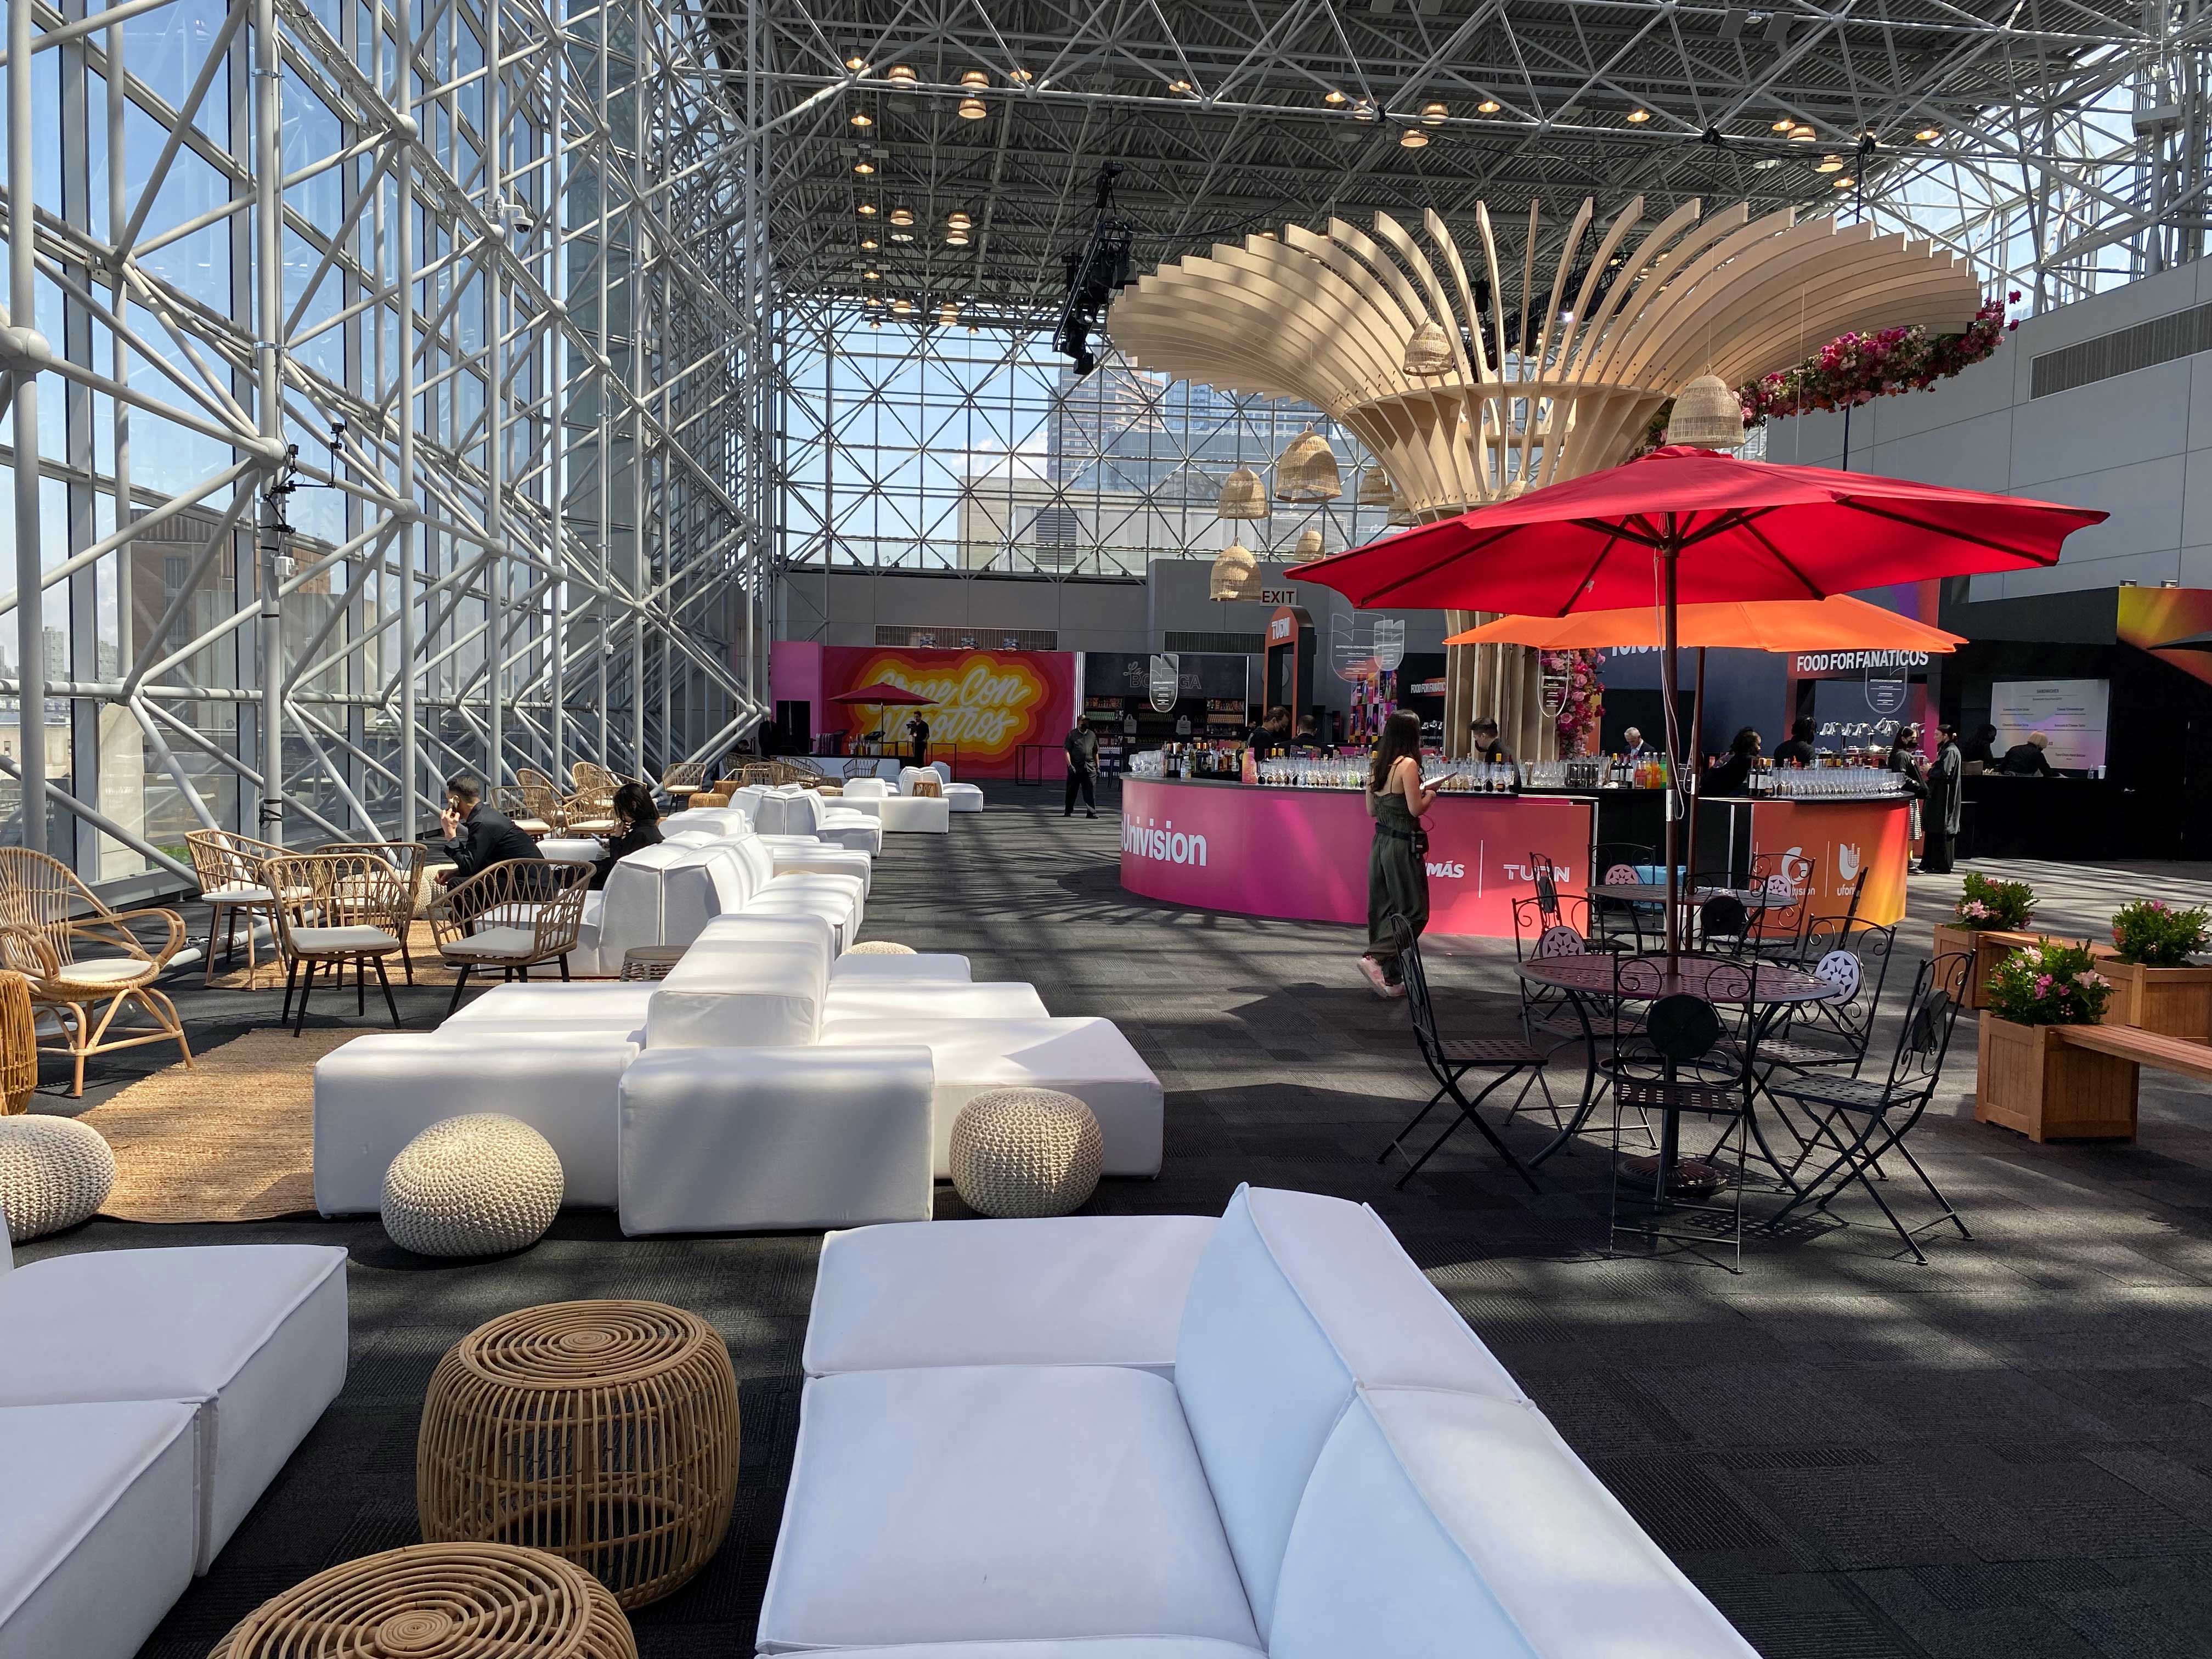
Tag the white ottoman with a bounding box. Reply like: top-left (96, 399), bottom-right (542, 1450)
top-left (949, 1088), bottom-right (1103, 1218)
top-left (381, 1113), bottom-right (565, 1256)
top-left (0, 1116), bottom-right (115, 1241)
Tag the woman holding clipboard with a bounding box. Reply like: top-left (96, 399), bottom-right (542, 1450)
top-left (1361, 710), bottom-right (1437, 998)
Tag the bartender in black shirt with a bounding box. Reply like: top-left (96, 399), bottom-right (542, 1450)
top-left (1703, 727), bottom-right (1762, 796)
top-left (1773, 718), bottom-right (1818, 767)
top-left (1469, 717), bottom-right (1515, 764)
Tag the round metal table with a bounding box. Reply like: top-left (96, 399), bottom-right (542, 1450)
top-left (1588, 882), bottom-right (1790, 910)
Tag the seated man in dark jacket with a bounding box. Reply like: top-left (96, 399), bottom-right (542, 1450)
top-left (436, 773), bottom-right (545, 883)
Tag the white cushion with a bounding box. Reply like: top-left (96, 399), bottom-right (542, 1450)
top-left (314, 1031), bottom-right (639, 1212)
top-left (695, 911), bottom-right (840, 958)
top-left (662, 830), bottom-right (720, 849)
top-left (787, 1645), bottom-right (1257, 1658)
top-left (830, 952), bottom-right (972, 983)
top-left (0, 1245), bottom-right (349, 1571)
top-left (944, 783), bottom-right (985, 812)
top-left (1272, 1387), bottom-right (1761, 1659)
top-left (0, 1401), bottom-right (198, 1659)
top-left (816, 1017), bottom-right (1163, 1178)
top-left (804, 1214), bottom-right (1218, 1376)
top-left (441, 983), bottom-right (656, 1028)
top-left (618, 1046), bottom-right (935, 1233)
top-left (438, 925), bottom-right (541, 961)
top-left (759, 1365), bottom-right (1258, 1654)
top-left (662, 806), bottom-right (750, 836)
top-left (46, 957), bottom-right (155, 985)
top-left (841, 778), bottom-right (891, 800)
top-left (823, 981), bottom-right (1048, 1023)
top-left (1172, 1186), bottom-right (1525, 1641)
top-left (205, 883), bottom-right (275, 903)
top-left (644, 932), bottom-right (831, 1049)
top-left (837, 794), bottom-right (951, 833)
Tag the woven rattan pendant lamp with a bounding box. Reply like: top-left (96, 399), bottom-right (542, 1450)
top-left (1214, 465), bottom-right (1269, 519)
top-left (1289, 526), bottom-right (1326, 565)
top-left (1664, 374), bottom-right (1747, 449)
top-left (1402, 318), bottom-right (1453, 376)
top-left (1209, 541), bottom-right (1260, 600)
top-left (1386, 490), bottom-right (1414, 526)
top-left (1355, 464), bottom-right (1395, 507)
top-left (1274, 426), bottom-right (1341, 503)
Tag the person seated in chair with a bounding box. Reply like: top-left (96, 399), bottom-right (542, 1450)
top-left (591, 781), bottom-right (663, 890)
top-left (435, 773), bottom-right (545, 885)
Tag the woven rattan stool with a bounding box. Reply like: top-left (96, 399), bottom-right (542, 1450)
top-left (207, 1541), bottom-right (636, 1659)
top-left (845, 940), bottom-right (916, 956)
top-left (949, 1088), bottom-right (1103, 1218)
top-left (417, 1301), bottom-right (740, 1609)
top-left (618, 945), bottom-right (689, 981)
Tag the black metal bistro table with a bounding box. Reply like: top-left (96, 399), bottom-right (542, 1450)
top-left (1514, 953), bottom-right (1835, 1175)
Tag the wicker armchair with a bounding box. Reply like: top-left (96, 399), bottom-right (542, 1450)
top-left (492, 786), bottom-right (555, 838)
top-left (0, 969), bottom-right (37, 1113)
top-left (516, 766), bottom-right (556, 792)
top-left (661, 761), bottom-right (708, 803)
top-left (184, 828), bottom-right (288, 986)
top-left (428, 859), bottom-right (593, 1017)
top-left (314, 842), bottom-right (428, 983)
top-left (266, 853), bottom-right (411, 1036)
top-left (0, 848), bottom-right (190, 1095)
top-left (571, 760), bottom-right (620, 795)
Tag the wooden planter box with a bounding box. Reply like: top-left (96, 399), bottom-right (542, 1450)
top-left (2098, 960), bottom-right (2212, 1042)
top-left (1932, 923), bottom-right (2027, 1010)
top-left (1976, 1016), bottom-right (2138, 1142)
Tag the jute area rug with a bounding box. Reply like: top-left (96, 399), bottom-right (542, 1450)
top-left (82, 1028), bottom-right (359, 1222)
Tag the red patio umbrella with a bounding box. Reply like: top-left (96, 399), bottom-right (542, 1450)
top-left (830, 679), bottom-right (935, 748)
top-left (1295, 445), bottom-right (2109, 957)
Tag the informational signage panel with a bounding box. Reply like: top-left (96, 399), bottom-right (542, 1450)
top-left (1990, 679), bottom-right (2109, 771)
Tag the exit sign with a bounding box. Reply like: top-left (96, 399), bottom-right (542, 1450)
top-left (1260, 586), bottom-right (1296, 603)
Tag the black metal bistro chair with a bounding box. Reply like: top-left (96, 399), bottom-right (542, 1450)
top-left (1376, 915), bottom-right (1541, 1192)
top-left (1601, 955), bottom-right (1762, 1272)
top-left (1761, 919), bottom-right (1897, 1078)
top-left (1763, 953), bottom-right (1972, 1263)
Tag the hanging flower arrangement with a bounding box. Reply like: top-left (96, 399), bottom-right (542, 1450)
top-left (1634, 294), bottom-right (2019, 453)
top-left (1543, 648), bottom-right (1604, 755)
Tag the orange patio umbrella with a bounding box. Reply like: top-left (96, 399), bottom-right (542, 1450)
top-left (1443, 594), bottom-right (1966, 652)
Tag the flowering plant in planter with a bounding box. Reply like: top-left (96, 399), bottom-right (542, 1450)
top-left (2109, 899), bottom-right (2211, 968)
top-left (1955, 873), bottom-right (2035, 931)
top-left (1985, 940), bottom-right (2113, 1026)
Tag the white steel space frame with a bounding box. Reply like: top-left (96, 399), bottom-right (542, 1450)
top-left (0, 0), bottom-right (770, 883)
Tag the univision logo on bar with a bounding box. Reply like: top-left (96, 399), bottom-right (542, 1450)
top-left (1123, 817), bottom-right (1209, 866)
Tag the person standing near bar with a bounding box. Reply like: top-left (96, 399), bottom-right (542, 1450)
top-left (1773, 718), bottom-right (1818, 767)
top-left (1361, 710), bottom-right (1436, 999)
top-left (1469, 717), bottom-right (1515, 765)
top-left (1063, 720), bottom-right (1099, 819)
top-left (1960, 723), bottom-right (1998, 774)
top-left (1921, 723), bottom-right (1962, 873)
top-left (905, 711), bottom-right (930, 769)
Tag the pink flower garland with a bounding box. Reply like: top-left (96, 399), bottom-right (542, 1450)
top-left (1543, 648), bottom-right (1605, 754)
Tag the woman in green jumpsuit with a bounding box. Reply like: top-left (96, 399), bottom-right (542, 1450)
top-left (1362, 710), bottom-right (1438, 998)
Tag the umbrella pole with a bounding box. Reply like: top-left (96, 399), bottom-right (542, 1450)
top-left (1662, 541), bottom-right (1681, 969)
top-left (1684, 645), bottom-right (1706, 910)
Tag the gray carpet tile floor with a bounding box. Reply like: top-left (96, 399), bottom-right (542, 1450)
top-left (18, 787), bottom-right (2212, 1658)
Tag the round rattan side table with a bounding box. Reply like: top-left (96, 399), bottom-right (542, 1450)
top-left (617, 945), bottom-right (689, 981)
top-left (207, 1542), bottom-right (635, 1659)
top-left (417, 1301), bottom-right (740, 1609)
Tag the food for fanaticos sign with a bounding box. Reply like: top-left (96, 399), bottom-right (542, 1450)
top-left (823, 648), bottom-right (1078, 778)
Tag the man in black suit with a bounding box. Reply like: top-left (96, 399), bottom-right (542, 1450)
top-left (436, 773), bottom-right (544, 883)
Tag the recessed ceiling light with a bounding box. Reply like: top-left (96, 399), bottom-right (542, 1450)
top-left (1420, 101), bottom-right (1447, 125)
top-left (1399, 128), bottom-right (1429, 148)
top-left (1324, 89), bottom-right (1347, 105)
top-left (1627, 108), bottom-right (1651, 123)
top-left (887, 64), bottom-right (916, 87)
top-left (1477, 99), bottom-right (1500, 114)
top-left (850, 112), bottom-right (872, 127)
top-left (889, 207), bottom-right (914, 225)
top-left (958, 96), bottom-right (986, 119)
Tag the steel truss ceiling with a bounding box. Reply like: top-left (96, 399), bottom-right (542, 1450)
top-left (2, 0), bottom-right (769, 879)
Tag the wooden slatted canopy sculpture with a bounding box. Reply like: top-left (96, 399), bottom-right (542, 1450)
top-left (1109, 198), bottom-right (1984, 757)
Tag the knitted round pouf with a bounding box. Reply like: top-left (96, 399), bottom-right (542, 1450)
top-left (846, 940), bottom-right (916, 955)
top-left (0, 1115), bottom-right (114, 1242)
top-left (206, 1541), bottom-right (635, 1659)
top-left (949, 1088), bottom-right (1102, 1218)
top-left (418, 1301), bottom-right (741, 1609)
top-left (382, 1114), bottom-right (564, 1257)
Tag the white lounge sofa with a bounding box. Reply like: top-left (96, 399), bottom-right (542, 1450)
top-left (915, 763), bottom-right (985, 813)
top-left (572, 836), bottom-right (867, 973)
top-left (761, 1186), bottom-right (1760, 1658)
top-left (0, 1232), bottom-right (349, 1659)
top-left (838, 777), bottom-right (951, 834)
top-left (759, 787), bottom-right (887, 855)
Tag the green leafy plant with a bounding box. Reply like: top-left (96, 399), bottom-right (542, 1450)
top-left (1955, 873), bottom-right (2035, 932)
top-left (2109, 899), bottom-right (2212, 968)
top-left (1986, 939), bottom-right (2114, 1027)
